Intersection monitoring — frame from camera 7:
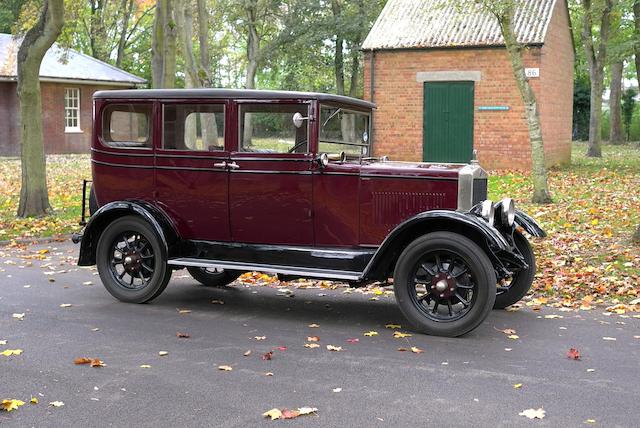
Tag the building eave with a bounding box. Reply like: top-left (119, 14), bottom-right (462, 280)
top-left (0, 76), bottom-right (144, 87)
top-left (361, 43), bottom-right (545, 52)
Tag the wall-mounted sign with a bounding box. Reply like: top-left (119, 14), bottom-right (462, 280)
top-left (525, 68), bottom-right (540, 78)
top-left (478, 106), bottom-right (510, 111)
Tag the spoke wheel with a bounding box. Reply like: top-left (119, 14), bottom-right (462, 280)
top-left (97, 216), bottom-right (171, 303)
top-left (187, 266), bottom-right (241, 287)
top-left (410, 251), bottom-right (477, 322)
top-left (393, 232), bottom-right (496, 337)
top-left (108, 232), bottom-right (155, 291)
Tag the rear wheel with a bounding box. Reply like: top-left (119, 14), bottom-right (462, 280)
top-left (494, 232), bottom-right (536, 309)
top-left (187, 266), bottom-right (241, 287)
top-left (393, 232), bottom-right (496, 337)
top-left (96, 216), bottom-right (171, 303)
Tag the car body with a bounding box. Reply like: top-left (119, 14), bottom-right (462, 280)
top-left (73, 89), bottom-right (545, 337)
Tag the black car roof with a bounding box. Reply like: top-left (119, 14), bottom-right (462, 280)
top-left (93, 88), bottom-right (376, 109)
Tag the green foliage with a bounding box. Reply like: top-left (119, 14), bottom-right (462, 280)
top-left (573, 75), bottom-right (591, 141)
top-left (622, 87), bottom-right (637, 140)
top-left (0, 0), bottom-right (29, 33)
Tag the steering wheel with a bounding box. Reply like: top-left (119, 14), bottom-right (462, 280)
top-left (287, 140), bottom-right (308, 154)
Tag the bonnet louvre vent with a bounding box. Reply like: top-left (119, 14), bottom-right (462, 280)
top-left (373, 192), bottom-right (446, 225)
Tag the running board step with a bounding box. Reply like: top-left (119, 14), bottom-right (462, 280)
top-left (168, 258), bottom-right (362, 281)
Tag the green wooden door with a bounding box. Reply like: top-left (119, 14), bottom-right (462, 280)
top-left (423, 82), bottom-right (474, 163)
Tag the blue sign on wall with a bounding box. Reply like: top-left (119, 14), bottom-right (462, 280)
top-left (478, 106), bottom-right (510, 111)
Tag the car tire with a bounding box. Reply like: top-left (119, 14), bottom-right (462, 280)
top-left (187, 267), bottom-right (241, 287)
top-left (393, 232), bottom-right (496, 337)
top-left (96, 215), bottom-right (171, 303)
top-left (494, 232), bottom-right (536, 309)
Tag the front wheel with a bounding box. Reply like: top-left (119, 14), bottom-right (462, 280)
top-left (96, 215), bottom-right (171, 303)
top-left (187, 266), bottom-right (241, 287)
top-left (494, 232), bottom-right (536, 309)
top-left (393, 232), bottom-right (496, 337)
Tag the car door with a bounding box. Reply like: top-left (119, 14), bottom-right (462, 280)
top-left (228, 101), bottom-right (314, 245)
top-left (154, 101), bottom-right (230, 241)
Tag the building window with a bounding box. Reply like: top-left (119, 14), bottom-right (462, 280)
top-left (64, 88), bottom-right (81, 132)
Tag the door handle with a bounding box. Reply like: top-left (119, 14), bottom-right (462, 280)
top-left (213, 161), bottom-right (227, 169)
top-left (227, 162), bottom-right (240, 170)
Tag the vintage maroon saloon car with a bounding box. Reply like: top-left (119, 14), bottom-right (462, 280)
top-left (73, 89), bottom-right (545, 337)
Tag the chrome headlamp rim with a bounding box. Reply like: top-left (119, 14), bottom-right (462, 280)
top-left (480, 200), bottom-right (495, 227)
top-left (500, 198), bottom-right (516, 227)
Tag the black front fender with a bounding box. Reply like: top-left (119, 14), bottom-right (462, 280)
top-left (362, 210), bottom-right (510, 280)
top-left (514, 210), bottom-right (546, 238)
top-left (76, 200), bottom-right (179, 266)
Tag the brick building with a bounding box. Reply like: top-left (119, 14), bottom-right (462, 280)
top-left (0, 33), bottom-right (146, 156)
top-left (361, 0), bottom-right (574, 170)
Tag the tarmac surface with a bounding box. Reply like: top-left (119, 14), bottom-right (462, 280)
top-left (1, 241), bottom-right (639, 427)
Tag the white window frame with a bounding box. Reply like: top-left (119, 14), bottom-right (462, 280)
top-left (64, 88), bottom-right (81, 133)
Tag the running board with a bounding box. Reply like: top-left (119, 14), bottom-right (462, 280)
top-left (168, 258), bottom-right (362, 281)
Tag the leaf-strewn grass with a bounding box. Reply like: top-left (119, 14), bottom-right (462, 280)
top-left (489, 142), bottom-right (640, 305)
top-left (0, 155), bottom-right (90, 241)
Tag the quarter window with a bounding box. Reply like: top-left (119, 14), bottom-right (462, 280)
top-left (239, 104), bottom-right (309, 154)
top-left (101, 104), bottom-right (152, 149)
top-left (163, 104), bottom-right (225, 151)
top-left (64, 88), bottom-right (80, 132)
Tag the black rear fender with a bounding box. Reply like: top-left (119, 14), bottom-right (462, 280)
top-left (77, 200), bottom-right (179, 266)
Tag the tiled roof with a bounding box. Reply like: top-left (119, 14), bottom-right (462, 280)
top-left (362, 0), bottom-right (558, 50)
top-left (0, 33), bottom-right (146, 85)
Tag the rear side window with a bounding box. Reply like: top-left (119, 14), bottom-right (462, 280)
top-left (102, 104), bottom-right (151, 149)
top-left (163, 104), bottom-right (225, 151)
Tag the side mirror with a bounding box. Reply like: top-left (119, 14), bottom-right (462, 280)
top-left (293, 112), bottom-right (309, 129)
top-left (316, 153), bottom-right (329, 168)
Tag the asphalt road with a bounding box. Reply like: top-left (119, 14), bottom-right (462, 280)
top-left (1, 241), bottom-right (639, 427)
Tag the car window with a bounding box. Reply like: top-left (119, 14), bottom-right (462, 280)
top-left (239, 104), bottom-right (309, 154)
top-left (163, 104), bottom-right (225, 151)
top-left (319, 106), bottom-right (370, 158)
top-left (102, 104), bottom-right (151, 149)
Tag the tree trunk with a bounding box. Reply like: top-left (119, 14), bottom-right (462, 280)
top-left (633, 2), bottom-right (640, 108)
top-left (609, 61), bottom-right (623, 144)
top-left (587, 68), bottom-right (604, 156)
top-left (243, 1), bottom-right (260, 146)
top-left (197, 0), bottom-right (210, 84)
top-left (151, 0), bottom-right (165, 88)
top-left (89, 0), bottom-right (107, 61)
top-left (581, 0), bottom-right (613, 158)
top-left (115, 0), bottom-right (134, 68)
top-left (331, 0), bottom-right (345, 96)
top-left (16, 0), bottom-right (64, 217)
top-left (496, 5), bottom-right (552, 203)
top-left (163, 0), bottom-right (177, 88)
top-left (177, 0), bottom-right (217, 148)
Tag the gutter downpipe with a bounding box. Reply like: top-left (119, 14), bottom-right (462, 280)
top-left (369, 49), bottom-right (376, 156)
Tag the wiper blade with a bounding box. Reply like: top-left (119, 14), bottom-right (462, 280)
top-left (322, 108), bottom-right (342, 127)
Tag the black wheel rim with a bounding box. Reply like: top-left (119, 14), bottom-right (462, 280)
top-left (408, 250), bottom-right (478, 322)
top-left (108, 231), bottom-right (155, 291)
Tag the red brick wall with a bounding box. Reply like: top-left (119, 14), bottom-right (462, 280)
top-left (0, 82), bottom-right (18, 156)
top-left (40, 82), bottom-right (129, 154)
top-left (0, 82), bottom-right (131, 156)
top-left (363, 1), bottom-right (574, 171)
top-left (539, 0), bottom-right (574, 167)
